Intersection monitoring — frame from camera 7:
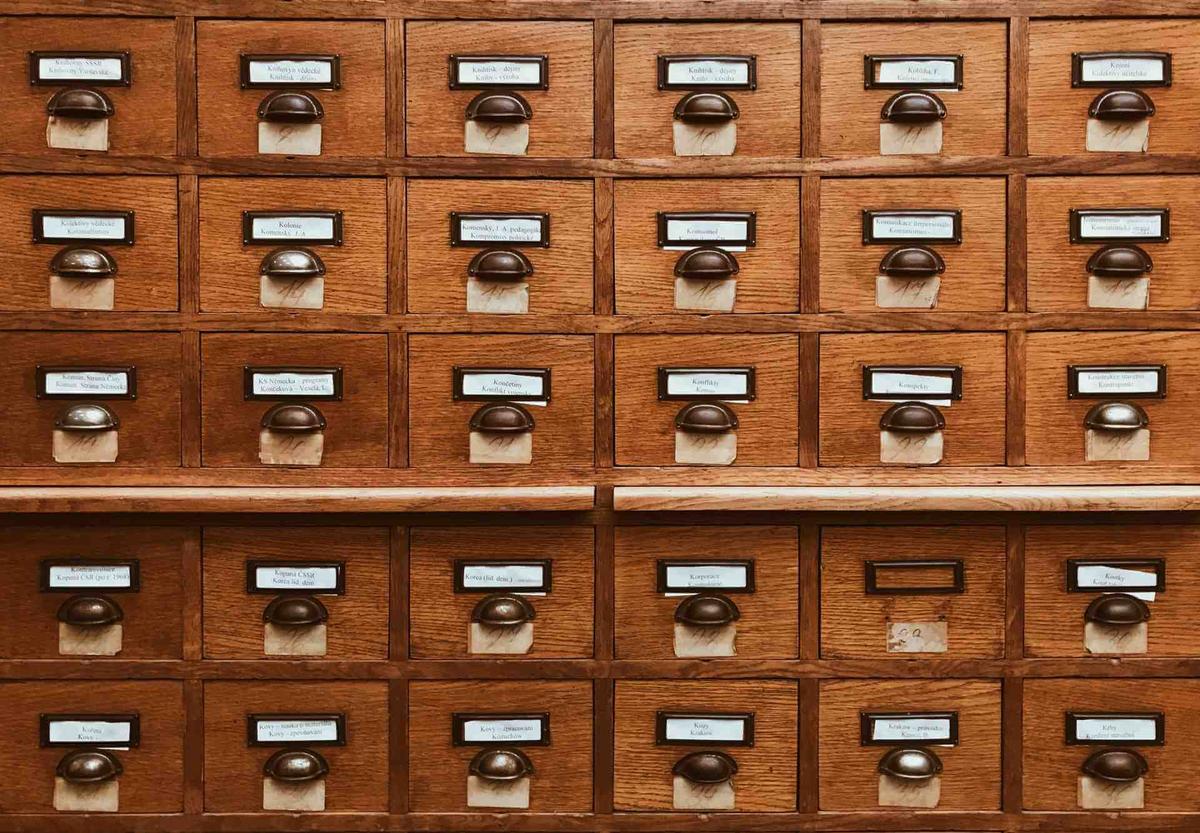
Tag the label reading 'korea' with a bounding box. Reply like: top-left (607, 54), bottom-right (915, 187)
top-left (460, 564), bottom-right (546, 590)
top-left (48, 720), bottom-right (132, 745)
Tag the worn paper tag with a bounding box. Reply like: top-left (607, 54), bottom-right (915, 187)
top-left (880, 122), bottom-right (942, 155)
top-left (673, 121), bottom-right (736, 156)
top-left (1088, 275), bottom-right (1149, 310)
top-left (1086, 428), bottom-right (1150, 462)
top-left (259, 430), bottom-right (324, 467)
top-left (260, 275), bottom-right (325, 310)
top-left (675, 431), bottom-right (737, 466)
top-left (464, 121), bottom-right (529, 156)
top-left (263, 778), bottom-right (325, 812)
top-left (675, 277), bottom-right (737, 312)
top-left (54, 778), bottom-right (118, 812)
top-left (1086, 118), bottom-right (1149, 153)
top-left (47, 117), bottom-right (108, 152)
top-left (469, 622), bottom-right (534, 655)
top-left (59, 622), bottom-right (122, 657)
top-left (673, 622), bottom-right (736, 657)
top-left (264, 622), bottom-right (328, 657)
top-left (1079, 775), bottom-right (1143, 810)
top-left (1084, 621), bottom-right (1148, 655)
top-left (258, 122), bottom-right (322, 156)
top-left (886, 621), bottom-right (948, 654)
top-left (469, 431), bottom-right (533, 465)
top-left (467, 775), bottom-right (530, 809)
top-left (876, 275), bottom-right (940, 309)
top-left (673, 776), bottom-right (735, 810)
top-left (467, 279), bottom-right (529, 314)
top-left (53, 430), bottom-right (118, 464)
top-left (50, 275), bottom-right (116, 311)
top-left (880, 430), bottom-right (943, 465)
top-left (879, 774), bottom-right (940, 808)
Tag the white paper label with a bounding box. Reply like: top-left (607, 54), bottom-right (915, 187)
top-left (461, 718), bottom-right (543, 743)
top-left (665, 371), bottom-right (749, 398)
top-left (1074, 369), bottom-right (1160, 396)
top-left (871, 716), bottom-right (953, 743)
top-left (47, 565), bottom-right (132, 589)
top-left (871, 214), bottom-right (956, 241)
top-left (456, 59), bottom-right (543, 87)
top-left (255, 718), bottom-right (340, 744)
top-left (252, 372), bottom-right (336, 398)
top-left (251, 216), bottom-right (335, 241)
top-left (1074, 717), bottom-right (1158, 743)
top-left (255, 565), bottom-right (340, 591)
top-left (876, 59), bottom-right (958, 86)
top-left (869, 371), bottom-right (955, 398)
top-left (666, 60), bottom-right (750, 87)
top-left (48, 720), bottom-right (131, 745)
top-left (1078, 213), bottom-right (1163, 240)
top-left (248, 59), bottom-right (333, 86)
top-left (461, 372), bottom-right (546, 400)
top-left (664, 564), bottom-right (748, 590)
top-left (43, 370), bottom-right (128, 396)
top-left (1080, 56), bottom-right (1166, 84)
top-left (1075, 564), bottom-right (1157, 600)
top-left (461, 564), bottom-right (545, 590)
top-left (665, 219), bottom-right (749, 245)
top-left (457, 217), bottom-right (544, 244)
top-left (38, 56), bottom-right (124, 82)
top-left (663, 716), bottom-right (746, 743)
top-left (40, 215), bottom-right (127, 241)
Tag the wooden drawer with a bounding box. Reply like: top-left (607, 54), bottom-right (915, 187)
top-left (1027, 176), bottom-right (1200, 311)
top-left (407, 335), bottom-right (594, 470)
top-left (614, 335), bottom-right (799, 466)
top-left (820, 23), bottom-right (1007, 157)
top-left (0, 331), bottom-right (181, 467)
top-left (1029, 20), bottom-right (1200, 155)
top-left (820, 526), bottom-right (1006, 659)
top-left (818, 333), bottom-right (1007, 467)
top-left (197, 21), bottom-right (386, 158)
top-left (613, 680), bottom-right (797, 811)
top-left (203, 681), bottom-right (389, 812)
top-left (200, 333), bottom-right (390, 468)
top-left (1026, 524), bottom-right (1200, 658)
top-left (0, 176), bottom-right (177, 312)
top-left (408, 680), bottom-right (593, 812)
top-left (202, 526), bottom-right (390, 660)
top-left (1025, 331), bottom-right (1200, 465)
top-left (613, 23), bottom-right (802, 158)
top-left (614, 179), bottom-right (800, 313)
top-left (0, 681), bottom-right (184, 813)
top-left (0, 17), bottom-right (176, 156)
top-left (1024, 679), bottom-right (1200, 811)
top-left (198, 177), bottom-right (388, 314)
top-left (405, 21), bottom-right (593, 158)
top-left (818, 177), bottom-right (1007, 313)
top-left (819, 679), bottom-right (1001, 811)
top-left (614, 526), bottom-right (798, 659)
top-left (409, 526), bottom-right (594, 659)
top-left (406, 178), bottom-right (594, 314)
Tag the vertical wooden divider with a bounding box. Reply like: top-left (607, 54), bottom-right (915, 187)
top-left (179, 173), bottom-right (203, 468)
top-left (1004, 520), bottom-right (1024, 659)
top-left (1007, 174), bottom-right (1028, 313)
top-left (594, 19), bottom-right (615, 160)
top-left (183, 678), bottom-right (205, 816)
top-left (800, 18), bottom-right (821, 159)
top-left (386, 18), bottom-right (405, 158)
top-left (175, 16), bottom-right (198, 158)
top-left (1006, 329), bottom-right (1027, 467)
top-left (1002, 676), bottom-right (1024, 815)
top-left (390, 331), bottom-right (409, 467)
top-left (390, 677), bottom-right (410, 814)
top-left (1007, 17), bottom-right (1030, 158)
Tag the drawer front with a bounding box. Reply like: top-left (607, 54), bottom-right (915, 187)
top-left (818, 332), bottom-right (1007, 466)
top-left (0, 527), bottom-right (187, 660)
top-left (408, 680), bottom-right (593, 812)
top-left (0, 681), bottom-right (184, 813)
top-left (202, 526), bottom-right (390, 660)
top-left (614, 179), bottom-right (800, 313)
top-left (203, 681), bottom-right (389, 812)
top-left (614, 335), bottom-right (799, 466)
top-left (0, 176), bottom-right (178, 312)
top-left (0, 331), bottom-right (181, 466)
top-left (200, 333), bottom-right (390, 467)
top-left (0, 17), bottom-right (176, 155)
top-left (407, 335), bottom-right (594, 470)
top-left (197, 21), bottom-right (386, 158)
top-left (1024, 679), bottom-right (1200, 811)
top-left (819, 679), bottom-right (1001, 810)
top-left (1029, 20), bottom-right (1200, 155)
top-left (1027, 176), bottom-right (1200, 311)
top-left (820, 526), bottom-right (1006, 659)
top-left (198, 177), bottom-right (388, 314)
top-left (1025, 331), bottom-right (1200, 465)
top-left (405, 21), bottom-right (594, 158)
top-left (613, 23), bottom-right (802, 158)
top-left (614, 680), bottom-right (797, 811)
top-left (406, 179), bottom-right (594, 314)
top-left (614, 526), bottom-right (798, 659)
top-left (820, 23), bottom-right (1007, 157)
top-left (409, 526), bottom-right (594, 659)
top-left (1026, 524), bottom-right (1200, 658)
top-left (819, 177), bottom-right (1006, 313)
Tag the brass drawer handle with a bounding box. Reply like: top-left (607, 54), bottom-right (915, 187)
top-left (1089, 89), bottom-right (1155, 122)
top-left (674, 402), bottom-right (738, 434)
top-left (55, 403), bottom-right (119, 432)
top-left (261, 403), bottom-right (327, 433)
top-left (1082, 748), bottom-right (1148, 783)
top-left (263, 749), bottom-right (329, 782)
top-left (257, 91), bottom-right (324, 124)
top-left (50, 247), bottom-right (117, 279)
top-left (1084, 593), bottom-right (1151, 626)
top-left (674, 593), bottom-right (740, 627)
top-left (674, 247), bottom-right (739, 281)
top-left (260, 248), bottom-right (326, 281)
top-left (469, 402), bottom-right (535, 434)
top-left (468, 249), bottom-right (534, 282)
top-left (1087, 245), bottom-right (1153, 279)
top-left (57, 750), bottom-right (122, 784)
top-left (46, 88), bottom-right (113, 120)
top-left (673, 91), bottom-right (739, 124)
top-left (1084, 402), bottom-right (1148, 432)
top-left (879, 245), bottom-right (945, 279)
top-left (466, 91), bottom-right (532, 123)
top-left (879, 402), bottom-right (945, 433)
top-left (881, 91), bottom-right (946, 124)
top-left (469, 748), bottom-right (533, 781)
top-left (263, 595), bottom-right (328, 626)
top-left (57, 594), bottom-right (123, 627)
top-left (471, 593), bottom-right (536, 627)
top-left (673, 751), bottom-right (738, 784)
top-left (877, 747), bottom-right (942, 781)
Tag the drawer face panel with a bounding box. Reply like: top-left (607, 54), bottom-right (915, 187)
top-left (819, 177), bottom-right (1007, 312)
top-left (203, 681), bottom-right (389, 812)
top-left (614, 680), bottom-right (798, 811)
top-left (0, 681), bottom-right (185, 813)
top-left (1025, 331), bottom-right (1200, 465)
top-left (0, 527), bottom-right (187, 659)
top-left (197, 21), bottom-right (386, 158)
top-left (200, 333), bottom-right (390, 467)
top-left (198, 177), bottom-right (388, 314)
top-left (818, 333), bottom-right (1007, 466)
top-left (819, 679), bottom-right (1002, 810)
top-left (614, 179), bottom-right (801, 313)
top-left (202, 526), bottom-right (390, 660)
top-left (406, 179), bottom-right (594, 314)
top-left (410, 526), bottom-right (594, 659)
top-left (405, 21), bottom-right (594, 158)
top-left (820, 526), bottom-right (1006, 659)
top-left (1025, 524), bottom-right (1200, 658)
top-left (613, 23), bottom-right (802, 158)
top-left (820, 23), bottom-right (1007, 157)
top-left (408, 680), bottom-right (593, 812)
top-left (1029, 20), bottom-right (1200, 155)
top-left (1024, 679), bottom-right (1200, 811)
top-left (0, 17), bottom-right (177, 155)
top-left (1027, 176), bottom-right (1200, 311)
top-left (614, 526), bottom-right (798, 659)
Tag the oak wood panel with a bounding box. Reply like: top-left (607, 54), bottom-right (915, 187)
top-left (409, 525), bottom-right (595, 658)
top-left (196, 20), bottom-right (386, 158)
top-left (405, 21), bottom-right (594, 158)
top-left (614, 179), bottom-right (801, 313)
top-left (406, 179), bottom-right (594, 313)
top-left (613, 525), bottom-right (799, 659)
top-left (198, 177), bottom-right (388, 313)
top-left (819, 678), bottom-right (1002, 810)
top-left (820, 525), bottom-right (1006, 659)
top-left (820, 23), bottom-right (1008, 158)
top-left (613, 23), bottom-right (802, 158)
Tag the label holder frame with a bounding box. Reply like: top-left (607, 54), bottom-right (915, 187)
top-left (655, 711), bottom-right (756, 747)
top-left (655, 55), bottom-right (758, 91)
top-left (656, 211), bottom-right (757, 249)
top-left (656, 366), bottom-right (757, 403)
top-left (448, 54), bottom-right (549, 91)
top-left (449, 212), bottom-right (551, 248)
top-left (451, 712), bottom-right (551, 747)
top-left (655, 559), bottom-right (756, 594)
top-left (453, 559), bottom-right (553, 594)
top-left (1071, 51), bottom-right (1172, 88)
top-left (1067, 364), bottom-right (1166, 400)
top-left (859, 710), bottom-right (960, 746)
top-left (1066, 711), bottom-right (1165, 746)
top-left (451, 366), bottom-right (552, 404)
top-left (40, 713), bottom-right (141, 748)
top-left (865, 559), bottom-right (965, 595)
top-left (39, 559), bottom-right (141, 593)
top-left (1066, 558), bottom-right (1166, 593)
top-left (242, 366), bottom-right (344, 402)
top-left (32, 209), bottom-right (135, 246)
top-left (246, 713), bottom-right (347, 747)
top-left (238, 53), bottom-right (342, 90)
top-left (863, 54), bottom-right (964, 91)
top-left (1069, 208), bottom-right (1170, 244)
top-left (36, 365), bottom-right (137, 401)
top-left (241, 210), bottom-right (344, 247)
top-left (862, 365), bottom-right (963, 402)
top-left (861, 209), bottom-right (963, 245)
top-left (245, 560), bottom-right (347, 595)
top-left (28, 50), bottom-right (131, 87)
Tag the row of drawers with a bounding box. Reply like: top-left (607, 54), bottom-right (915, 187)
top-left (5, 18), bottom-right (1198, 158)
top-left (5, 678), bottom-right (1196, 813)
top-left (8, 523), bottom-right (1187, 659)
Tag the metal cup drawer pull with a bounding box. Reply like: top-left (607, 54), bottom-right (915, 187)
top-left (658, 55), bottom-right (755, 157)
top-left (673, 750), bottom-right (738, 785)
top-left (248, 560), bottom-right (345, 657)
top-left (1068, 557), bottom-right (1163, 655)
top-left (656, 711), bottom-right (752, 810)
top-left (241, 54), bottom-right (341, 157)
top-left (32, 49), bottom-right (129, 153)
top-left (263, 749), bottom-right (329, 782)
top-left (245, 367), bottom-right (342, 466)
top-left (35, 209), bottom-right (135, 311)
top-left (862, 209), bottom-right (961, 309)
top-left (38, 366), bottom-right (136, 465)
top-left (1082, 748), bottom-right (1149, 784)
top-left (1067, 711), bottom-right (1162, 810)
top-left (865, 55), bottom-right (962, 155)
top-left (40, 558), bottom-right (139, 656)
top-left (657, 211), bottom-right (755, 312)
top-left (1069, 365), bottom-right (1164, 462)
top-left (1069, 208), bottom-right (1168, 309)
top-left (453, 712), bottom-right (548, 809)
top-left (658, 558), bottom-right (753, 658)
top-left (470, 748), bottom-right (534, 781)
top-left (57, 749), bottom-right (123, 785)
top-left (42, 713), bottom-right (138, 813)
top-left (454, 367), bottom-right (549, 464)
top-left (659, 367), bottom-right (754, 464)
top-left (472, 594), bottom-right (536, 628)
top-left (259, 248), bottom-right (327, 310)
top-left (455, 559), bottom-right (550, 655)
top-left (451, 212), bottom-right (548, 313)
top-left (249, 713), bottom-right (344, 812)
top-left (1074, 52), bottom-right (1170, 153)
top-left (877, 747), bottom-right (943, 782)
top-left (451, 55), bottom-right (547, 156)
top-left (861, 710), bottom-right (958, 809)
